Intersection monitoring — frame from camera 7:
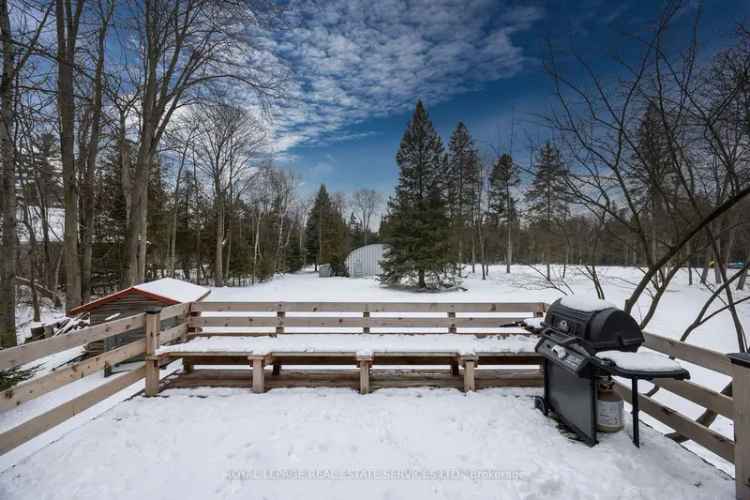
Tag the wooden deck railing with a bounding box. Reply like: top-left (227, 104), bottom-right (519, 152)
top-left (606, 330), bottom-right (749, 498)
top-left (0, 302), bottom-right (190, 454)
top-left (0, 298), bottom-right (748, 497)
top-left (190, 301), bottom-right (546, 337)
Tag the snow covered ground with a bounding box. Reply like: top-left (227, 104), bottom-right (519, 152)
top-left (0, 387), bottom-right (733, 500)
top-left (1, 264), bottom-right (746, 498)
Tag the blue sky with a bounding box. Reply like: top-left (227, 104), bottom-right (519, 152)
top-left (262, 0), bottom-right (749, 197)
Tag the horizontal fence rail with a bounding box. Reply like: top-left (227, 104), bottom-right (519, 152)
top-left (0, 314), bottom-right (146, 372)
top-left (619, 327), bottom-right (745, 493)
top-left (0, 303), bottom-right (190, 455)
top-left (643, 332), bottom-right (733, 375)
top-left (193, 301), bottom-right (547, 314)
top-left (613, 381), bottom-right (735, 463)
top-left (195, 316), bottom-right (532, 329)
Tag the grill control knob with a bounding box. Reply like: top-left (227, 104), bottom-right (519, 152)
top-left (551, 345), bottom-right (568, 359)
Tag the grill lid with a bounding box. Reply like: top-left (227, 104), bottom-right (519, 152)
top-left (545, 297), bottom-right (644, 353)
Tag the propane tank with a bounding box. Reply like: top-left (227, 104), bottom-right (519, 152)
top-left (597, 377), bottom-right (624, 433)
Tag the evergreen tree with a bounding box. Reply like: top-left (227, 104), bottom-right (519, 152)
top-left (380, 101), bottom-right (454, 289)
top-left (525, 142), bottom-right (570, 280)
top-left (630, 103), bottom-right (673, 268)
top-left (487, 153), bottom-right (520, 273)
top-left (305, 185), bottom-right (331, 271)
top-left (304, 184), bottom-right (350, 274)
top-left (446, 122), bottom-right (481, 273)
top-left (286, 228), bottom-right (304, 273)
top-left (348, 212), bottom-right (365, 249)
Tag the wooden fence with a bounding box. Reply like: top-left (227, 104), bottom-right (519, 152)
top-left (189, 301), bottom-right (545, 336)
top-left (0, 302), bottom-right (190, 454)
top-left (609, 331), bottom-right (749, 498)
top-left (0, 299), bottom-right (748, 498)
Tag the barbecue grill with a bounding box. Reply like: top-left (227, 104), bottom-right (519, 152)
top-left (530, 297), bottom-right (690, 447)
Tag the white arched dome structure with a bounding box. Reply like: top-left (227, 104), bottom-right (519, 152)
top-left (345, 243), bottom-right (390, 278)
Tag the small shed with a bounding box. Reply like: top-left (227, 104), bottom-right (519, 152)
top-left (345, 243), bottom-right (390, 278)
top-left (318, 264), bottom-right (334, 278)
top-left (69, 278), bottom-right (210, 355)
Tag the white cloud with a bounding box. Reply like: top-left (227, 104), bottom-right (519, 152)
top-left (254, 0), bottom-right (543, 154)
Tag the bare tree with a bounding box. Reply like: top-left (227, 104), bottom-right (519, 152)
top-left (1, 0), bottom-right (52, 347)
top-left (78, 0), bottom-right (115, 303)
top-left (163, 117), bottom-right (199, 277)
top-left (351, 189), bottom-right (382, 245)
top-left (191, 100), bottom-right (266, 286)
top-left (122, 0), bottom-right (285, 286)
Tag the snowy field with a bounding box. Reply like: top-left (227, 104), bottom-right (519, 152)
top-left (1, 265), bottom-right (746, 499)
top-left (0, 387), bottom-right (734, 500)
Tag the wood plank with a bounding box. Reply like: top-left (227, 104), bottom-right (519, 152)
top-left (159, 323), bottom-right (189, 345)
top-left (250, 357), bottom-right (265, 393)
top-left (0, 314), bottom-right (146, 371)
top-left (144, 311), bottom-right (160, 397)
top-left (160, 303), bottom-right (190, 321)
top-left (0, 365), bottom-right (146, 455)
top-left (192, 331), bottom-right (536, 338)
top-left (359, 360), bottom-right (371, 394)
top-left (643, 332), bottom-right (732, 375)
top-left (1, 339), bottom-right (146, 412)
top-left (196, 316), bottom-right (530, 328)
top-left (192, 302), bottom-right (544, 313)
top-left (166, 368), bottom-right (542, 390)
top-left (729, 354), bottom-right (750, 498)
top-left (652, 378), bottom-right (734, 418)
top-left (463, 359), bottom-right (476, 392)
top-left (613, 381), bottom-right (734, 462)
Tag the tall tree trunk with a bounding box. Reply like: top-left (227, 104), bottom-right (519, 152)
top-left (505, 221), bottom-right (512, 274)
top-left (22, 214), bottom-right (41, 322)
top-left (56, 0), bottom-right (83, 311)
top-left (685, 241), bottom-right (693, 286)
top-left (224, 207), bottom-right (232, 283)
top-left (737, 248), bottom-right (750, 291)
top-left (700, 249), bottom-right (710, 284)
top-left (126, 50), bottom-right (159, 286)
top-left (80, 4), bottom-right (110, 302)
top-left (0, 0), bottom-right (17, 347)
top-left (215, 194), bottom-right (224, 287)
top-left (252, 210), bottom-right (261, 284)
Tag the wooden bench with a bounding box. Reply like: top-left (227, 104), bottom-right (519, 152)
top-left (149, 301), bottom-right (546, 395)
top-left (155, 346), bottom-right (542, 394)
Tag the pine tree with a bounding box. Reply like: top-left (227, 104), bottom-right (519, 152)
top-left (305, 185), bottom-right (331, 271)
top-left (487, 153), bottom-right (520, 273)
top-left (286, 228), bottom-right (304, 273)
top-left (446, 122), bottom-right (481, 274)
top-left (525, 142), bottom-right (570, 280)
top-left (304, 184), bottom-right (350, 274)
top-left (380, 101), bottom-right (454, 289)
top-left (630, 103), bottom-right (672, 270)
top-left (348, 212), bottom-right (366, 248)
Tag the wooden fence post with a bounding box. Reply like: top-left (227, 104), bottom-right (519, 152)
top-left (249, 355), bottom-right (266, 393)
top-left (729, 353), bottom-right (750, 499)
top-left (144, 307), bottom-right (162, 397)
top-left (448, 312), bottom-right (460, 375)
top-left (363, 310), bottom-right (370, 333)
top-left (184, 304), bottom-right (200, 374)
top-left (357, 353), bottom-right (373, 394)
top-left (460, 354), bottom-right (477, 393)
top-left (273, 311), bottom-right (284, 375)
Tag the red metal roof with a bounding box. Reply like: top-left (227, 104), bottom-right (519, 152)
top-left (67, 287), bottom-right (180, 316)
